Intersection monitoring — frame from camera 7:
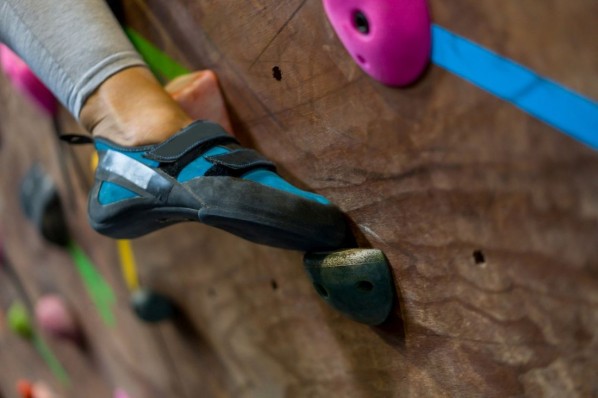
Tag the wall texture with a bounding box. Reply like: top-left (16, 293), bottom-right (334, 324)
top-left (0, 1), bottom-right (597, 397)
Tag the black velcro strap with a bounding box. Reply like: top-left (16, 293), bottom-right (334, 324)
top-left (144, 120), bottom-right (238, 163)
top-left (59, 134), bottom-right (94, 145)
top-left (204, 148), bottom-right (276, 176)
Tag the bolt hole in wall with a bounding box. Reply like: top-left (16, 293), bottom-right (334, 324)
top-left (272, 66), bottom-right (282, 81)
top-left (270, 279), bottom-right (278, 290)
top-left (473, 250), bottom-right (486, 265)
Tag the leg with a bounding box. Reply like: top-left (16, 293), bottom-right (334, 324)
top-left (0, 0), bottom-right (191, 146)
top-left (0, 0), bottom-right (351, 251)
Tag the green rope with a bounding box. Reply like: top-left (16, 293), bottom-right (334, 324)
top-left (33, 335), bottom-right (70, 386)
top-left (125, 27), bottom-right (190, 81)
top-left (68, 241), bottom-right (116, 327)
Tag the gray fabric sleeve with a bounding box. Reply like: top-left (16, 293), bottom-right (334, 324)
top-left (0, 0), bottom-right (147, 118)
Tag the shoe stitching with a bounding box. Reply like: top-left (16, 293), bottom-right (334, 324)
top-left (205, 149), bottom-right (275, 170)
top-left (95, 138), bottom-right (155, 153)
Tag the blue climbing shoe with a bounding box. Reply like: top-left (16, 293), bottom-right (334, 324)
top-left (83, 120), bottom-right (350, 251)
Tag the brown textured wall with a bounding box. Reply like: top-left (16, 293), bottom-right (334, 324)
top-left (1, 1), bottom-right (597, 397)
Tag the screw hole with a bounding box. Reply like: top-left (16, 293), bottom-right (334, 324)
top-left (356, 54), bottom-right (367, 65)
top-left (356, 280), bottom-right (374, 292)
top-left (473, 250), bottom-right (486, 265)
top-left (353, 10), bottom-right (369, 34)
top-left (272, 66), bottom-right (282, 81)
top-left (271, 279), bottom-right (278, 290)
top-left (313, 283), bottom-right (328, 298)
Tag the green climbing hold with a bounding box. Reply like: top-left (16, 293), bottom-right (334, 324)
top-left (303, 248), bottom-right (396, 325)
top-left (8, 302), bottom-right (33, 339)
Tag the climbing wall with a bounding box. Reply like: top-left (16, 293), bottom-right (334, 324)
top-left (1, 0), bottom-right (597, 397)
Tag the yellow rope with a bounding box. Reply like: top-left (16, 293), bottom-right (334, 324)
top-left (116, 239), bottom-right (139, 291)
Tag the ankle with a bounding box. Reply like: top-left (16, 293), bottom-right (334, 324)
top-left (79, 67), bottom-right (193, 146)
top-left (83, 102), bottom-right (192, 146)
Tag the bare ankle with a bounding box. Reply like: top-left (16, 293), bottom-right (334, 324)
top-left (80, 67), bottom-right (193, 146)
top-left (84, 102), bottom-right (192, 146)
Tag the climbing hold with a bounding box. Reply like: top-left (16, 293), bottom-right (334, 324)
top-left (0, 45), bottom-right (58, 116)
top-left (32, 380), bottom-right (58, 398)
top-left (114, 388), bottom-right (131, 398)
top-left (35, 295), bottom-right (80, 341)
top-left (20, 164), bottom-right (69, 247)
top-left (131, 289), bottom-right (175, 323)
top-left (164, 70), bottom-right (234, 134)
top-left (303, 248), bottom-right (395, 325)
top-left (8, 302), bottom-right (33, 339)
top-left (322, 0), bottom-right (431, 86)
top-left (16, 379), bottom-right (34, 398)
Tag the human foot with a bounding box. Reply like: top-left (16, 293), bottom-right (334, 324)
top-left (80, 66), bottom-right (193, 146)
top-left (79, 67), bottom-right (350, 250)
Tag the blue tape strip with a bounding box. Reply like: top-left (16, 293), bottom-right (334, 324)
top-left (431, 24), bottom-right (598, 150)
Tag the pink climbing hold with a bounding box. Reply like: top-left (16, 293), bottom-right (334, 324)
top-left (322, 0), bottom-right (431, 86)
top-left (0, 44), bottom-right (58, 115)
top-left (32, 380), bottom-right (58, 398)
top-left (114, 388), bottom-right (131, 398)
top-left (35, 295), bottom-right (79, 341)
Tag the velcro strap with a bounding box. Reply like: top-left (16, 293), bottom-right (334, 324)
top-left (144, 120), bottom-right (238, 163)
top-left (205, 149), bottom-right (276, 172)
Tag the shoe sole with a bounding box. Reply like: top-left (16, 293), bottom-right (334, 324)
top-left (89, 181), bottom-right (351, 252)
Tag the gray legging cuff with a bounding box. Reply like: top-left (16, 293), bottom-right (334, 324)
top-left (0, 0), bottom-right (147, 118)
top-left (69, 51), bottom-right (146, 118)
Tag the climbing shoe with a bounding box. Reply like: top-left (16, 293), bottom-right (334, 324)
top-left (77, 120), bottom-right (350, 251)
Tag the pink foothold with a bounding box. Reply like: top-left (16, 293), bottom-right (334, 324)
top-left (0, 44), bottom-right (58, 115)
top-left (35, 295), bottom-right (79, 341)
top-left (114, 388), bottom-right (131, 398)
top-left (165, 70), bottom-right (234, 135)
top-left (32, 381), bottom-right (58, 398)
top-left (322, 0), bottom-right (431, 86)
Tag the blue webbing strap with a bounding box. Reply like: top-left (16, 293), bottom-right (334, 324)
top-left (431, 25), bottom-right (598, 150)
